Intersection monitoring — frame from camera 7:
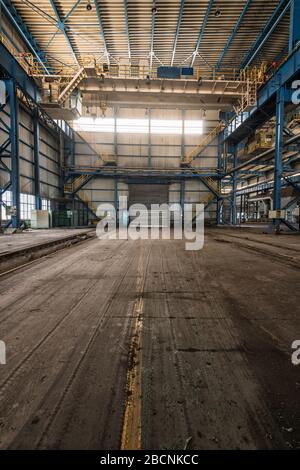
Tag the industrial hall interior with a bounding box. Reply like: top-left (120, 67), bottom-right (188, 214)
top-left (0, 0), bottom-right (300, 453)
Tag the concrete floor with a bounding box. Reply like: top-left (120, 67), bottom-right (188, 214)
top-left (0, 228), bottom-right (299, 450)
top-left (0, 229), bottom-right (93, 255)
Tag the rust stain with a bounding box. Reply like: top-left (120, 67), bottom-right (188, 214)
top-left (121, 248), bottom-right (147, 450)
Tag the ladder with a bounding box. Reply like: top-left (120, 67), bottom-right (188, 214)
top-left (58, 67), bottom-right (86, 104)
top-left (236, 79), bottom-right (258, 114)
top-left (64, 177), bottom-right (98, 215)
top-left (77, 189), bottom-right (98, 215)
top-left (203, 176), bottom-right (220, 195)
top-left (184, 122), bottom-right (224, 164)
top-left (64, 174), bottom-right (91, 194)
top-left (64, 155), bottom-right (106, 194)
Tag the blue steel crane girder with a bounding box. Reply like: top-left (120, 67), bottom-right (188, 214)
top-left (191, 0), bottom-right (214, 68)
top-left (216, 0), bottom-right (252, 70)
top-left (48, 0), bottom-right (79, 65)
top-left (0, 0), bottom-right (51, 73)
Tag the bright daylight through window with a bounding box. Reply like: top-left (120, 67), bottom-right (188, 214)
top-left (72, 117), bottom-right (203, 135)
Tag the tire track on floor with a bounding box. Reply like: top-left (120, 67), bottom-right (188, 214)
top-left (0, 241), bottom-right (128, 397)
top-left (33, 243), bottom-right (142, 449)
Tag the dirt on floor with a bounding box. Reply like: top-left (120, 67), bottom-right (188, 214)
top-left (0, 228), bottom-right (299, 450)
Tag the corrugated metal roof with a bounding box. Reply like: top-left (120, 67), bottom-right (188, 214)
top-left (6, 0), bottom-right (291, 74)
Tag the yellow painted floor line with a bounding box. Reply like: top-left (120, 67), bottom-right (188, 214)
top-left (121, 245), bottom-right (150, 450)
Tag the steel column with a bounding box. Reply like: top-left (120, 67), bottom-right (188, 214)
top-left (114, 178), bottom-right (118, 212)
top-left (33, 107), bottom-right (42, 210)
top-left (71, 129), bottom-right (75, 166)
top-left (273, 86), bottom-right (285, 229)
top-left (181, 110), bottom-right (185, 160)
top-left (114, 107), bottom-right (118, 158)
top-left (231, 147), bottom-right (238, 225)
top-left (180, 179), bottom-right (185, 220)
top-left (217, 132), bottom-right (223, 224)
top-left (148, 108), bottom-right (151, 168)
top-left (59, 131), bottom-right (65, 198)
top-left (6, 79), bottom-right (20, 228)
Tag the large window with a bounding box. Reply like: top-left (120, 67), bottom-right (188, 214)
top-left (73, 117), bottom-right (203, 135)
top-left (1, 190), bottom-right (13, 221)
top-left (20, 193), bottom-right (35, 220)
top-left (151, 119), bottom-right (182, 135)
top-left (1, 191), bottom-right (51, 221)
top-left (42, 199), bottom-right (51, 211)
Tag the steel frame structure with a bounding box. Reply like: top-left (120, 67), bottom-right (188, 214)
top-left (0, 78), bottom-right (19, 227)
top-left (1, 0), bottom-right (300, 228)
top-left (219, 0), bottom-right (300, 230)
top-left (0, 35), bottom-right (77, 227)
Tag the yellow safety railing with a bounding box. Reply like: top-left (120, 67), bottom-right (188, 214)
top-left (239, 64), bottom-right (267, 83)
top-left (204, 176), bottom-right (220, 195)
top-left (0, 34), bottom-right (270, 87)
top-left (184, 122), bottom-right (225, 164)
top-left (64, 174), bottom-right (90, 194)
top-left (77, 189), bottom-right (98, 213)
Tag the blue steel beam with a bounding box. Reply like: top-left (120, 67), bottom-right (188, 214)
top-left (149, 6), bottom-right (156, 76)
top-left (49, 0), bottom-right (80, 65)
top-left (240, 0), bottom-right (290, 69)
top-left (190, 0), bottom-right (214, 67)
top-left (0, 0), bottom-right (50, 74)
top-left (93, 0), bottom-right (109, 62)
top-left (64, 0), bottom-right (83, 22)
top-left (5, 79), bottom-right (20, 228)
top-left (123, 0), bottom-right (131, 61)
top-left (273, 86), bottom-right (285, 229)
top-left (114, 178), bottom-right (118, 210)
top-left (289, 0), bottom-right (300, 51)
top-left (223, 42), bottom-right (300, 144)
top-left (171, 0), bottom-right (185, 66)
top-left (33, 107), bottom-right (41, 210)
top-left (45, 0), bottom-right (83, 51)
top-left (231, 147), bottom-right (238, 225)
top-left (284, 177), bottom-right (300, 195)
top-left (180, 179), bottom-right (185, 213)
top-left (236, 175), bottom-right (300, 195)
top-left (0, 42), bottom-right (39, 101)
top-left (68, 169), bottom-right (220, 180)
top-left (216, 0), bottom-right (252, 70)
top-left (198, 176), bottom-right (221, 199)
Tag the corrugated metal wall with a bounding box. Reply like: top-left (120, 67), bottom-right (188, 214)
top-left (0, 101), bottom-right (61, 200)
top-left (80, 178), bottom-right (129, 208)
top-left (169, 181), bottom-right (217, 222)
top-left (74, 107), bottom-right (219, 170)
top-left (73, 106), bottom-right (219, 220)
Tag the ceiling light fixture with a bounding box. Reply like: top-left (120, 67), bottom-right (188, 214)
top-left (151, 1), bottom-right (157, 14)
top-left (86, 1), bottom-right (92, 11)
